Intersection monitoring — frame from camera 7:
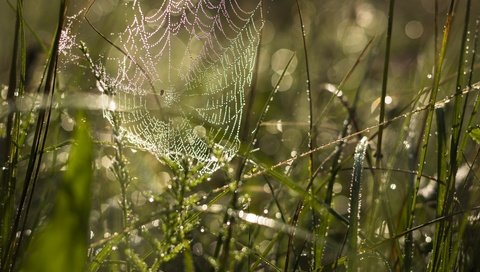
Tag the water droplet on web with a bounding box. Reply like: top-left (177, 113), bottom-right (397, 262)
top-left (384, 95), bottom-right (393, 104)
top-left (108, 100), bottom-right (116, 111)
top-left (74, 0), bottom-right (264, 175)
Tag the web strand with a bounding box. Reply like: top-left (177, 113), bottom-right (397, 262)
top-left (77, 0), bottom-right (263, 173)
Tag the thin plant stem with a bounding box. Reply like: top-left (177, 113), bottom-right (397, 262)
top-left (376, 0), bottom-right (395, 168)
top-left (0, 0), bottom-right (24, 268)
top-left (283, 1), bottom-right (313, 270)
top-left (405, 1), bottom-right (456, 270)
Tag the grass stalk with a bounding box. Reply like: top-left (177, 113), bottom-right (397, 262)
top-left (79, 41), bottom-right (135, 269)
top-left (371, 205), bottom-right (480, 250)
top-left (347, 136), bottom-right (368, 271)
top-left (376, 0), bottom-right (395, 167)
top-left (447, 150), bottom-right (480, 270)
top-left (460, 18), bottom-right (480, 166)
top-left (11, 0), bottom-right (68, 267)
top-left (216, 24), bottom-right (263, 270)
top-left (294, 0), bottom-right (313, 179)
top-left (429, 1), bottom-right (472, 270)
top-left (2, 1), bottom-right (68, 270)
top-left (1, 0), bottom-right (479, 270)
top-left (0, 0), bottom-right (25, 268)
top-left (367, 4), bottom-right (399, 252)
top-left (446, 11), bottom-right (479, 272)
top-left (246, 81), bottom-right (480, 180)
top-left (405, 1), bottom-right (455, 270)
top-left (432, 107), bottom-right (447, 271)
top-left (281, 1), bottom-right (315, 270)
top-left (215, 52), bottom-right (295, 270)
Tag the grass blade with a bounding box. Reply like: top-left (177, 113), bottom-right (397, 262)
top-left (0, 0), bottom-right (29, 269)
top-left (6, 1), bottom-right (69, 268)
top-left (405, 1), bottom-right (456, 270)
top-left (347, 136), bottom-right (368, 271)
top-left (21, 114), bottom-right (93, 272)
top-left (376, 0), bottom-right (396, 167)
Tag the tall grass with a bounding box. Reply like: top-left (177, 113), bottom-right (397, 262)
top-left (0, 0), bottom-right (479, 271)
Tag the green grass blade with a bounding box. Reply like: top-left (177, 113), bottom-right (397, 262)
top-left (405, 1), bottom-right (456, 270)
top-left (1, 0), bottom-right (26, 269)
top-left (428, 107), bottom-right (447, 270)
top-left (347, 137), bottom-right (368, 271)
top-left (295, 0), bottom-right (313, 177)
top-left (294, 1), bottom-right (317, 265)
top-left (214, 52), bottom-right (295, 268)
top-left (448, 0), bottom-right (472, 169)
top-left (459, 17), bottom-right (480, 166)
top-left (435, 107), bottom-right (448, 212)
top-left (21, 114), bottom-right (93, 272)
top-left (376, 0), bottom-right (396, 167)
top-left (7, 0), bottom-right (69, 267)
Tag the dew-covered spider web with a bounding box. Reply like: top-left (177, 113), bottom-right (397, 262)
top-left (67, 0), bottom-right (263, 173)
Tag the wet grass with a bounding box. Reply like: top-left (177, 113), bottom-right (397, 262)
top-left (1, 0), bottom-right (480, 271)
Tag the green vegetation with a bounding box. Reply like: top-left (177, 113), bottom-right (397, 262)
top-left (1, 0), bottom-right (480, 271)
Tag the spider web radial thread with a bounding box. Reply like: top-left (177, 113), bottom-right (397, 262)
top-left (94, 0), bottom-right (263, 173)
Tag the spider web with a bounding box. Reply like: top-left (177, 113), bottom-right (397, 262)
top-left (80, 0), bottom-right (263, 173)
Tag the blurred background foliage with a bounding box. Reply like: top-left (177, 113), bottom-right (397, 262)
top-left (1, 0), bottom-right (480, 271)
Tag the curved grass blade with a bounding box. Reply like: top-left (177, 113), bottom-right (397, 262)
top-left (347, 136), bottom-right (368, 271)
top-left (21, 114), bottom-right (93, 272)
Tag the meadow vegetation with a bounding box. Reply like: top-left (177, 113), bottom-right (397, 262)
top-left (1, 0), bottom-right (480, 271)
